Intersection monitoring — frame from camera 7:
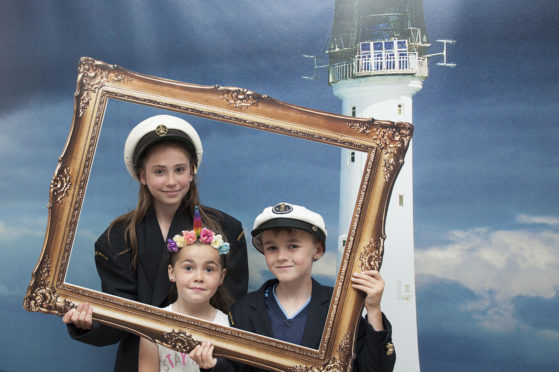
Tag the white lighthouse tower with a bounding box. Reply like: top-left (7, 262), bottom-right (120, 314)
top-left (302, 1), bottom-right (452, 371)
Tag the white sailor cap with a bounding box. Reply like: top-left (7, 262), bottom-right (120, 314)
top-left (123, 115), bottom-right (203, 181)
top-left (251, 202), bottom-right (327, 253)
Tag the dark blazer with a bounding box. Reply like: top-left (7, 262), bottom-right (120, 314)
top-left (68, 206), bottom-right (248, 372)
top-left (227, 278), bottom-right (396, 372)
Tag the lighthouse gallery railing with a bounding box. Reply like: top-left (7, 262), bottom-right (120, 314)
top-left (328, 52), bottom-right (428, 84)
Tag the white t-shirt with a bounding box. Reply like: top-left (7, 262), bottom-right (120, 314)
top-left (157, 304), bottom-right (230, 372)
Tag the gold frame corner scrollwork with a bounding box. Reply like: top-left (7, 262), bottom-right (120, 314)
top-left (23, 57), bottom-right (412, 371)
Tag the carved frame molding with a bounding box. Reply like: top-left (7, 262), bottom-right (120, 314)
top-left (24, 57), bottom-right (412, 371)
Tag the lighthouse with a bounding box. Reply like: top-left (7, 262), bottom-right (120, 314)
top-left (324, 1), bottom-right (431, 371)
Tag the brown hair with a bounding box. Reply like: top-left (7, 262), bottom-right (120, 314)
top-left (108, 139), bottom-right (222, 269)
top-left (167, 242), bottom-right (234, 312)
top-left (254, 228), bottom-right (325, 254)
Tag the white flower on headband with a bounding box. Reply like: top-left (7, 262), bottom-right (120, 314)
top-left (211, 234), bottom-right (230, 255)
top-left (211, 234), bottom-right (224, 248)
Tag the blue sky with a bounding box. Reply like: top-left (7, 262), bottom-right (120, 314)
top-left (1, 0), bottom-right (558, 371)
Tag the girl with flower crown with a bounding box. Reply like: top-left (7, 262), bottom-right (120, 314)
top-left (139, 210), bottom-right (233, 371)
top-left (63, 115), bottom-right (248, 371)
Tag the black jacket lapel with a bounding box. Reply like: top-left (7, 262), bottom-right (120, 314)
top-left (300, 278), bottom-right (333, 348)
top-left (249, 280), bottom-right (276, 338)
top-left (137, 209), bottom-right (164, 301)
top-left (151, 208), bottom-right (193, 307)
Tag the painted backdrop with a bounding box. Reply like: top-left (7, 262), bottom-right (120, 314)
top-left (1, 1), bottom-right (558, 371)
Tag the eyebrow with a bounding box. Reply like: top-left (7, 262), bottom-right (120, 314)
top-left (262, 237), bottom-right (302, 245)
top-left (180, 258), bottom-right (219, 265)
top-left (151, 162), bottom-right (189, 168)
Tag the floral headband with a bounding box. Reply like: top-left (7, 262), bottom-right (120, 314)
top-left (166, 206), bottom-right (230, 255)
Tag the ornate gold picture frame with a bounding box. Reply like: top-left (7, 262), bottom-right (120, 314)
top-left (23, 57), bottom-right (412, 371)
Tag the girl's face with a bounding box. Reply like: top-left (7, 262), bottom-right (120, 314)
top-left (138, 144), bottom-right (194, 212)
top-left (168, 243), bottom-right (226, 306)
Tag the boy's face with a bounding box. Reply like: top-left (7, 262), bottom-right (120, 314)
top-left (260, 229), bottom-right (324, 285)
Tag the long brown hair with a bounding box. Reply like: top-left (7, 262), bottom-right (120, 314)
top-left (108, 139), bottom-right (222, 269)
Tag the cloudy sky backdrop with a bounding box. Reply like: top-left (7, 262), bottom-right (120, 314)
top-left (1, 0), bottom-right (558, 371)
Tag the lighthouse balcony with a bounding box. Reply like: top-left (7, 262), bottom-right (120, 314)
top-left (328, 53), bottom-right (428, 84)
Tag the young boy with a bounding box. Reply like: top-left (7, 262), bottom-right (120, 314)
top-left (228, 202), bottom-right (395, 372)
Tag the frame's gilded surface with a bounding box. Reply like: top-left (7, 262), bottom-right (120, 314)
top-left (23, 57), bottom-right (412, 371)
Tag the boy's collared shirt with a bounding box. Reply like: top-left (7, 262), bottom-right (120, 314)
top-left (264, 284), bottom-right (310, 344)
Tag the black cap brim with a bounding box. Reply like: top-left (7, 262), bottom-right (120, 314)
top-left (133, 129), bottom-right (197, 165)
top-left (251, 218), bottom-right (326, 253)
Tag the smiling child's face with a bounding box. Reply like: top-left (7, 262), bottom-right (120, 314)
top-left (168, 242), bottom-right (226, 306)
top-left (260, 229), bottom-right (324, 286)
top-left (139, 143), bottom-right (194, 212)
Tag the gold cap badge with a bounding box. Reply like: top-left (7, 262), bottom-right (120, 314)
top-left (155, 124), bottom-right (168, 136)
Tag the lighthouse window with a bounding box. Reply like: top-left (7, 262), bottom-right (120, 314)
top-left (398, 104), bottom-right (403, 115)
top-left (360, 42), bottom-right (371, 54)
top-left (374, 52), bottom-right (383, 70)
top-left (397, 40), bottom-right (407, 50)
top-left (399, 51), bottom-right (408, 69)
top-left (351, 106), bottom-right (356, 117)
top-left (384, 41), bottom-right (394, 50)
top-left (350, 151), bottom-right (356, 163)
top-left (386, 51), bottom-right (395, 69)
top-left (373, 42), bottom-right (383, 51)
top-left (399, 194), bottom-right (404, 206)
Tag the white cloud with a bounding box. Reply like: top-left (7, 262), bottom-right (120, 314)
top-left (416, 226), bottom-right (559, 299)
top-left (0, 282), bottom-right (19, 297)
top-left (0, 217), bottom-right (50, 295)
top-left (312, 250), bottom-right (338, 280)
top-left (246, 251), bottom-right (269, 289)
top-left (416, 215), bottom-right (559, 330)
top-left (516, 214), bottom-right (559, 226)
top-left (0, 219), bottom-right (47, 241)
top-left (459, 291), bottom-right (517, 332)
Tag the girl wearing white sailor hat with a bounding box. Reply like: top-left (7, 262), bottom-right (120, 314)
top-left (63, 114), bottom-right (248, 372)
top-left (124, 114), bottom-right (204, 180)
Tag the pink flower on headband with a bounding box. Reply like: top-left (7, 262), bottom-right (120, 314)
top-left (182, 230), bottom-right (197, 245)
top-left (199, 228), bottom-right (214, 244)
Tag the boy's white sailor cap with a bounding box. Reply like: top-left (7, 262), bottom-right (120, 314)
top-left (124, 115), bottom-right (203, 181)
top-left (251, 202), bottom-right (327, 253)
